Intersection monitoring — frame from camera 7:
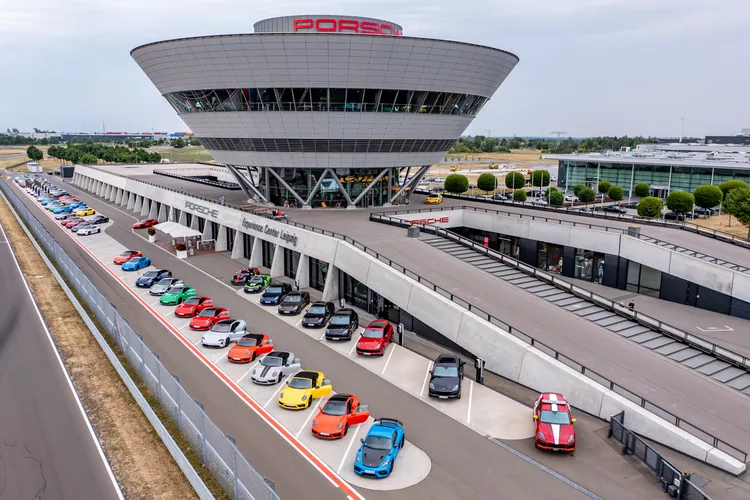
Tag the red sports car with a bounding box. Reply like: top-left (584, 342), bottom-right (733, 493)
top-left (113, 250), bottom-right (143, 265)
top-left (356, 320), bottom-right (394, 356)
top-left (311, 394), bottom-right (370, 440)
top-left (63, 217), bottom-right (84, 228)
top-left (230, 267), bottom-right (261, 285)
top-left (189, 307), bottom-right (230, 330)
top-left (175, 296), bottom-right (213, 318)
top-left (133, 218), bottom-right (159, 229)
top-left (533, 392), bottom-right (576, 452)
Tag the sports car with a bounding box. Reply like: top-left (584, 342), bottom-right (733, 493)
top-left (189, 307), bottom-right (230, 330)
top-left (201, 319), bottom-right (247, 348)
top-left (175, 296), bottom-right (213, 317)
top-left (52, 205), bottom-right (73, 214)
top-left (160, 285), bottom-right (196, 305)
top-left (301, 301), bottom-right (335, 328)
top-left (122, 256), bottom-right (152, 271)
top-left (278, 371), bottom-right (332, 410)
top-left (148, 277), bottom-right (183, 295)
top-left (75, 208), bottom-right (96, 216)
top-left (243, 274), bottom-right (271, 294)
top-left (278, 291), bottom-right (311, 316)
top-left (428, 354), bottom-right (464, 399)
top-left (55, 213), bottom-right (74, 221)
top-left (311, 394), bottom-right (369, 440)
top-left (62, 217), bottom-right (83, 228)
top-left (77, 226), bottom-right (101, 236)
top-left (230, 267), bottom-right (261, 285)
top-left (46, 203), bottom-right (65, 211)
top-left (113, 250), bottom-right (142, 265)
top-left (69, 222), bottom-right (92, 232)
top-left (354, 418), bottom-right (405, 478)
top-left (227, 333), bottom-right (274, 363)
top-left (325, 308), bottom-right (359, 341)
top-left (356, 320), bottom-right (394, 356)
top-left (132, 218), bottom-right (159, 229)
top-left (425, 193), bottom-right (443, 204)
top-left (250, 351), bottom-right (301, 385)
top-left (88, 215), bottom-right (110, 224)
top-left (260, 282), bottom-right (292, 305)
top-left (135, 269), bottom-right (171, 288)
top-left (533, 392), bottom-right (576, 452)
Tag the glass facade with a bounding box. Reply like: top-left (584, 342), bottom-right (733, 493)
top-left (200, 137), bottom-right (455, 154)
top-left (574, 249), bottom-right (605, 283)
top-left (538, 242), bottom-right (563, 274)
top-left (165, 88), bottom-right (488, 116)
top-left (308, 257), bottom-right (328, 292)
top-left (626, 262), bottom-right (661, 297)
top-left (261, 240), bottom-right (274, 268)
top-left (226, 228), bottom-right (236, 252)
top-left (283, 248), bottom-right (300, 280)
top-left (242, 233), bottom-right (253, 260)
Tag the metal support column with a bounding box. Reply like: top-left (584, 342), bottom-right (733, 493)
top-left (304, 168), bottom-right (333, 208)
top-left (351, 167), bottom-right (390, 206)
top-left (267, 168), bottom-right (307, 207)
top-left (226, 164), bottom-right (268, 203)
top-left (628, 163), bottom-right (635, 203)
top-left (389, 165), bottom-right (430, 204)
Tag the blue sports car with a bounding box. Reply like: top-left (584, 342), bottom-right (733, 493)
top-left (135, 269), bottom-right (171, 287)
top-left (354, 418), bottom-right (405, 478)
top-left (259, 283), bottom-right (292, 305)
top-left (53, 206), bottom-right (73, 214)
top-left (121, 256), bottom-right (151, 271)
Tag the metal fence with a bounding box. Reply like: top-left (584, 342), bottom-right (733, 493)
top-left (0, 179), bottom-right (278, 500)
top-left (609, 412), bottom-right (712, 500)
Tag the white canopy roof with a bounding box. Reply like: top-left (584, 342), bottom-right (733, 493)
top-left (153, 221), bottom-right (202, 238)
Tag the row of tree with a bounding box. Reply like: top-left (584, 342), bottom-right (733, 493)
top-left (1, 133), bottom-right (62, 146)
top-left (448, 136), bottom-right (658, 155)
top-left (46, 144), bottom-right (162, 164)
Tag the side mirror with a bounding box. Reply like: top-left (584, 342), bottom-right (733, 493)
top-left (266, 340), bottom-right (274, 345)
top-left (533, 414), bottom-right (538, 420)
top-left (293, 357), bottom-right (300, 365)
top-left (357, 404), bottom-right (369, 413)
top-left (322, 379), bottom-right (331, 386)
top-left (572, 418), bottom-right (576, 423)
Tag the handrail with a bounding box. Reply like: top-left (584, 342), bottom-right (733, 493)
top-left (74, 165), bottom-right (748, 463)
top-left (379, 204), bottom-right (750, 274)
top-left (153, 169), bottom-right (242, 190)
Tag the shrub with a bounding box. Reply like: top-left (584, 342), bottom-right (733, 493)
top-left (544, 187), bottom-right (558, 200)
top-left (693, 184), bottom-right (723, 209)
top-left (723, 187), bottom-right (750, 237)
top-left (597, 181), bottom-right (611, 195)
top-left (513, 190), bottom-right (527, 202)
top-left (549, 190), bottom-right (565, 207)
top-left (719, 180), bottom-right (749, 199)
top-left (637, 196), bottom-right (664, 218)
top-left (444, 174), bottom-right (469, 194)
top-left (477, 172), bottom-right (498, 192)
top-left (608, 185), bottom-right (624, 201)
top-left (578, 187), bottom-right (596, 203)
top-left (531, 170), bottom-right (550, 187)
top-left (573, 184), bottom-right (586, 197)
top-left (147, 227), bottom-right (156, 236)
top-left (175, 243), bottom-right (187, 251)
top-left (666, 190), bottom-right (695, 215)
top-left (634, 182), bottom-right (650, 197)
top-left (504, 171), bottom-right (526, 190)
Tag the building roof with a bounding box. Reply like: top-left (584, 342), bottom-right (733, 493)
top-left (544, 152), bottom-right (750, 170)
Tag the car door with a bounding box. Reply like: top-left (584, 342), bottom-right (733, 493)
top-left (285, 356), bottom-right (301, 374)
top-left (385, 324), bottom-right (393, 345)
top-left (346, 400), bottom-right (369, 425)
top-left (312, 377), bottom-right (332, 398)
top-left (257, 338), bottom-right (274, 355)
top-left (231, 320), bottom-right (247, 341)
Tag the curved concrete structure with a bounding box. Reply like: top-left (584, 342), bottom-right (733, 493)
top-left (131, 15), bottom-right (518, 208)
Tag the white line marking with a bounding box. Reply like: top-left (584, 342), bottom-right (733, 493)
top-left (348, 341), bottom-right (358, 357)
top-left (149, 299), bottom-right (162, 306)
top-left (467, 380), bottom-right (474, 424)
top-left (696, 325), bottom-right (734, 332)
top-left (265, 374), bottom-right (293, 408)
top-left (179, 323), bottom-right (192, 331)
top-left (297, 398), bottom-right (323, 437)
top-left (0, 222), bottom-right (124, 499)
top-left (319, 331), bottom-right (327, 341)
top-left (295, 319), bottom-right (303, 327)
top-left (420, 362), bottom-right (433, 398)
top-left (337, 424), bottom-right (361, 473)
top-left (237, 362), bottom-right (259, 384)
top-left (381, 344), bottom-right (396, 375)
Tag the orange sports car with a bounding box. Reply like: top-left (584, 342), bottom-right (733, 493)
top-left (227, 333), bottom-right (274, 363)
top-left (114, 250), bottom-right (142, 265)
top-left (311, 394), bottom-right (370, 439)
top-left (175, 296), bottom-right (213, 318)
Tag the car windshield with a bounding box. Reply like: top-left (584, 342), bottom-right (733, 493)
top-left (362, 328), bottom-right (384, 339)
top-left (143, 271), bottom-right (158, 278)
top-left (428, 194), bottom-right (440, 199)
top-left (364, 435), bottom-right (393, 450)
top-left (248, 277), bottom-right (264, 284)
top-left (266, 286), bottom-right (283, 294)
top-left (260, 356), bottom-right (283, 367)
top-left (212, 322), bottom-right (232, 333)
top-left (321, 400), bottom-right (347, 416)
top-left (540, 410), bottom-right (571, 425)
top-left (167, 286), bottom-right (183, 293)
top-left (329, 315), bottom-right (350, 326)
top-left (130, 257), bottom-right (142, 263)
top-left (432, 365), bottom-right (459, 378)
top-left (308, 306), bottom-right (326, 315)
top-left (184, 297), bottom-right (200, 305)
top-left (237, 337), bottom-right (258, 347)
top-left (284, 295), bottom-right (301, 303)
top-left (156, 279), bottom-right (172, 287)
top-left (288, 378), bottom-right (312, 389)
top-left (119, 252), bottom-right (133, 257)
top-left (198, 309), bottom-right (216, 317)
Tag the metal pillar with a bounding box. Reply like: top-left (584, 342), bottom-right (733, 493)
top-left (352, 167), bottom-right (390, 206)
top-left (304, 169), bottom-right (332, 208)
top-left (667, 165), bottom-right (673, 196)
top-left (226, 164), bottom-right (268, 203)
top-left (267, 168), bottom-right (307, 207)
top-left (628, 163), bottom-right (635, 203)
top-left (389, 165), bottom-right (429, 204)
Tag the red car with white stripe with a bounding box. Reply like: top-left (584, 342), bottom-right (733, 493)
top-left (533, 392), bottom-right (576, 452)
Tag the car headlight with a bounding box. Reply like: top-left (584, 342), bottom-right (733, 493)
top-left (312, 419), bottom-right (318, 426)
top-left (245, 351), bottom-right (251, 356)
top-left (381, 457), bottom-right (390, 467)
top-left (301, 395), bottom-right (308, 401)
top-left (280, 393), bottom-right (284, 399)
top-left (452, 385), bottom-right (459, 392)
top-left (537, 432), bottom-right (545, 441)
top-left (567, 434), bottom-right (575, 443)
top-left (252, 369), bottom-right (257, 375)
top-left (429, 382), bottom-right (435, 390)
top-left (355, 454), bottom-right (361, 463)
top-left (337, 422), bottom-right (343, 430)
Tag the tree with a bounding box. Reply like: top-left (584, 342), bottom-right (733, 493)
top-left (505, 171), bottom-right (525, 190)
top-left (634, 182), bottom-right (650, 197)
top-left (544, 187), bottom-right (558, 200)
top-left (573, 184), bottom-right (586, 197)
top-left (189, 138), bottom-right (201, 146)
top-left (719, 180), bottom-right (748, 199)
top-left (477, 173), bottom-right (497, 193)
top-left (637, 196), bottom-right (664, 218)
top-left (608, 185), bottom-right (624, 201)
top-left (444, 174), bottom-right (469, 194)
top-left (666, 191), bottom-right (694, 217)
top-left (597, 181), bottom-right (611, 196)
top-left (513, 190), bottom-right (527, 202)
top-left (693, 185), bottom-right (723, 210)
top-left (531, 170), bottom-right (550, 187)
top-left (578, 187), bottom-right (596, 203)
top-left (549, 190), bottom-right (565, 207)
top-left (173, 138), bottom-right (186, 148)
top-left (26, 145), bottom-right (43, 162)
top-left (723, 187), bottom-right (750, 238)
top-left (80, 153), bottom-right (98, 164)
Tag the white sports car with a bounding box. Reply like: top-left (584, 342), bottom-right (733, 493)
top-left (77, 225), bottom-right (101, 236)
top-left (251, 351), bottom-right (302, 385)
top-left (201, 319), bottom-right (247, 348)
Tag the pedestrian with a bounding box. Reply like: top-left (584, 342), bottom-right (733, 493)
top-left (628, 300), bottom-right (635, 312)
top-left (283, 199), bottom-right (289, 208)
top-left (180, 187), bottom-right (185, 194)
top-left (220, 196), bottom-right (225, 206)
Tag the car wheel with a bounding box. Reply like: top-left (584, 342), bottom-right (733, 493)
top-left (307, 398), bottom-right (312, 408)
top-left (277, 374), bottom-right (283, 384)
top-left (251, 352), bottom-right (256, 362)
top-left (224, 337), bottom-right (230, 348)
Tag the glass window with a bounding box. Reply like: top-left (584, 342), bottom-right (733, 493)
top-left (538, 242), bottom-right (563, 274)
top-left (393, 90), bottom-right (412, 112)
top-left (329, 88), bottom-right (346, 112)
top-left (310, 88), bottom-right (328, 111)
top-left (275, 88), bottom-right (294, 111)
top-left (258, 88), bottom-right (277, 110)
top-left (362, 89), bottom-right (380, 111)
top-left (346, 89), bottom-right (363, 111)
top-left (293, 88), bottom-right (311, 110)
top-left (409, 91), bottom-right (428, 113)
top-left (378, 90), bottom-right (398, 112)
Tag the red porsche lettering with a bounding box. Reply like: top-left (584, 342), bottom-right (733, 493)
top-left (292, 19), bottom-right (314, 31)
top-left (359, 21), bottom-right (379, 34)
top-left (338, 20), bottom-right (359, 33)
top-left (292, 18), bottom-right (402, 36)
top-left (315, 19), bottom-right (337, 32)
top-left (405, 217), bottom-right (450, 225)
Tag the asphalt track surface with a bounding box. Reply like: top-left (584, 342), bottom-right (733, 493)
top-left (8, 181), bottom-right (599, 499)
top-left (0, 223), bottom-right (122, 499)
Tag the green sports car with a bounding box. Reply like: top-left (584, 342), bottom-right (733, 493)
top-left (244, 274), bottom-right (272, 294)
top-left (160, 285), bottom-right (197, 305)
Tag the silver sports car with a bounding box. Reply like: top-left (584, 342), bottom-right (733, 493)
top-left (149, 278), bottom-right (184, 296)
top-left (251, 351), bottom-right (301, 385)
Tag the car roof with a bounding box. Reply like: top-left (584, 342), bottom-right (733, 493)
top-left (286, 291), bottom-right (302, 296)
top-left (435, 354), bottom-right (459, 365)
top-left (266, 351), bottom-right (290, 360)
top-left (215, 319), bottom-right (234, 325)
top-left (539, 393), bottom-right (570, 412)
top-left (368, 424), bottom-right (398, 437)
top-left (311, 301), bottom-right (331, 307)
top-left (333, 308), bottom-right (355, 315)
top-left (241, 333), bottom-right (266, 341)
top-left (366, 320), bottom-right (389, 329)
top-left (327, 394), bottom-right (352, 403)
top-left (294, 370), bottom-right (319, 381)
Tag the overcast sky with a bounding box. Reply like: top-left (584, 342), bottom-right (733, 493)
top-left (2, 0), bottom-right (748, 138)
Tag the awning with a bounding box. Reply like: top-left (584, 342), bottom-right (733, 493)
top-left (153, 221), bottom-right (202, 238)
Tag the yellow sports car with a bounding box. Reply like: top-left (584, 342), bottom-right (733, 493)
top-left (425, 193), bottom-right (443, 204)
top-left (75, 208), bottom-right (96, 216)
top-left (278, 370), bottom-right (332, 410)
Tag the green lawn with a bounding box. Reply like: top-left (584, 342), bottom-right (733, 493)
top-left (151, 146), bottom-right (215, 163)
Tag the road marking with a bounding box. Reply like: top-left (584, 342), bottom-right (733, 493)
top-left (237, 361), bottom-right (259, 384)
top-left (348, 340), bottom-right (358, 357)
top-left (297, 398), bottom-right (323, 437)
top-left (149, 299), bottom-right (162, 307)
top-left (265, 374), bottom-right (293, 407)
top-left (337, 424), bottom-right (361, 473)
top-left (179, 323), bottom-right (192, 331)
top-left (295, 319), bottom-right (303, 327)
top-left (381, 344), bottom-right (396, 375)
top-left (319, 331), bottom-right (328, 341)
top-left (696, 325), bottom-right (734, 332)
top-left (420, 362), bottom-right (433, 397)
top-left (467, 380), bottom-right (474, 424)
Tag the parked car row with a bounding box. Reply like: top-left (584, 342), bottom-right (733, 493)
top-left (25, 179), bottom-right (110, 236)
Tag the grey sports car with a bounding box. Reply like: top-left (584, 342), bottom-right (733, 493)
top-left (149, 278), bottom-right (184, 296)
top-left (250, 351), bottom-right (301, 385)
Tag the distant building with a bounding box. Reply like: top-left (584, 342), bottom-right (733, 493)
top-left (59, 132), bottom-right (191, 143)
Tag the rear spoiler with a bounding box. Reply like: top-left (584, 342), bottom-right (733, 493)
top-left (375, 417), bottom-right (403, 427)
top-left (542, 399), bottom-right (567, 405)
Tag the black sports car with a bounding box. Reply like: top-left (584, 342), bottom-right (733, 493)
top-left (325, 308), bottom-right (358, 341)
top-left (135, 269), bottom-right (172, 288)
top-left (301, 301), bottom-right (335, 328)
top-left (428, 354), bottom-right (464, 399)
top-left (231, 267), bottom-right (260, 285)
top-left (278, 291), bottom-right (311, 316)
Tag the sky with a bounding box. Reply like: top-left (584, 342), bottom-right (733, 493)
top-left (1, 0), bottom-right (748, 138)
